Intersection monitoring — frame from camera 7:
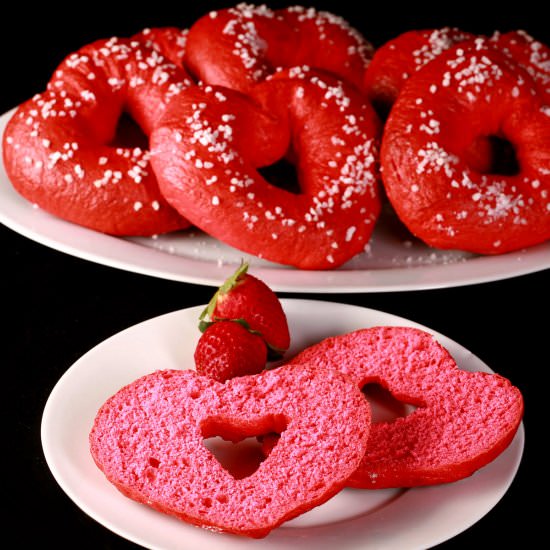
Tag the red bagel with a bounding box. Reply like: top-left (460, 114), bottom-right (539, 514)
top-left (133, 27), bottom-right (189, 68)
top-left (491, 30), bottom-right (550, 99)
top-left (381, 40), bottom-right (550, 254)
top-left (185, 3), bottom-right (373, 93)
top-left (288, 326), bottom-right (523, 489)
top-left (363, 28), bottom-right (474, 115)
top-left (364, 28), bottom-right (550, 116)
top-left (150, 69), bottom-right (381, 269)
top-left (3, 37), bottom-right (193, 236)
top-left (90, 365), bottom-right (371, 537)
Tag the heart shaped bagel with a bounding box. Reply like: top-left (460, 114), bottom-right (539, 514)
top-left (185, 4), bottom-right (373, 94)
top-left (288, 326), bottom-right (523, 488)
top-left (380, 40), bottom-right (550, 254)
top-left (363, 27), bottom-right (474, 115)
top-left (89, 365), bottom-right (371, 538)
top-left (150, 69), bottom-right (381, 269)
top-left (2, 36), bottom-right (193, 236)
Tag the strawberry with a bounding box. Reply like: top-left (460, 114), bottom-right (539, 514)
top-left (194, 320), bottom-right (267, 382)
top-left (199, 262), bottom-right (290, 358)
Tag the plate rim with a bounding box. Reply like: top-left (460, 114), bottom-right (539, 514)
top-left (40, 298), bottom-right (525, 550)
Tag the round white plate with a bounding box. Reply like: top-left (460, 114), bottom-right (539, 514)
top-left (2, 108), bottom-right (548, 292)
top-left (41, 299), bottom-right (523, 550)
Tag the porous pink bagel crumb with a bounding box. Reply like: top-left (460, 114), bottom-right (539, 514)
top-left (288, 326), bottom-right (523, 488)
top-left (90, 365), bottom-right (370, 537)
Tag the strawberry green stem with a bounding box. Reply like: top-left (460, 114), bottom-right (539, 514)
top-left (199, 260), bottom-right (249, 324)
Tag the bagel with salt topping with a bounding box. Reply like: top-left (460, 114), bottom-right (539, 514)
top-left (380, 39), bottom-right (550, 254)
top-left (185, 3), bottom-right (373, 93)
top-left (150, 68), bottom-right (381, 269)
top-left (363, 27), bottom-right (474, 116)
top-left (2, 36), bottom-right (193, 236)
top-left (364, 27), bottom-right (549, 117)
top-left (490, 30), bottom-right (550, 99)
top-left (133, 27), bottom-right (189, 68)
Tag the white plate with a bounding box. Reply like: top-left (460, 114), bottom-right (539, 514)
top-left (2, 107), bottom-right (548, 292)
top-left (41, 299), bottom-right (523, 550)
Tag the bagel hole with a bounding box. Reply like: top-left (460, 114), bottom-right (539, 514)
top-left (201, 415), bottom-right (287, 480)
top-left (258, 158), bottom-right (301, 194)
top-left (361, 383), bottom-right (419, 423)
top-left (109, 112), bottom-right (149, 150)
top-left (371, 98), bottom-right (392, 122)
top-left (465, 134), bottom-right (519, 176)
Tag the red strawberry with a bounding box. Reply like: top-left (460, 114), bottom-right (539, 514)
top-left (200, 262), bottom-right (290, 357)
top-left (194, 320), bottom-right (267, 383)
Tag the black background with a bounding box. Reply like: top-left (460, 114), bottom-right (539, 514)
top-left (2, 1), bottom-right (548, 548)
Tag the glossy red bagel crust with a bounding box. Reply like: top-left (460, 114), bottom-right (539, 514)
top-left (151, 69), bottom-right (381, 269)
top-left (133, 27), bottom-right (189, 68)
top-left (3, 36), bottom-right (193, 236)
top-left (381, 40), bottom-right (550, 254)
top-left (364, 27), bottom-right (473, 114)
top-left (185, 3), bottom-right (373, 93)
top-left (364, 28), bottom-right (550, 115)
top-left (491, 30), bottom-right (550, 100)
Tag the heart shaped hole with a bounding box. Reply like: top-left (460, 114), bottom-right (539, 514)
top-left (465, 134), bottom-right (520, 176)
top-left (109, 111), bottom-right (149, 150)
top-left (201, 415), bottom-right (287, 480)
top-left (362, 382), bottom-right (420, 423)
top-left (258, 157), bottom-right (301, 195)
top-left (202, 435), bottom-right (268, 480)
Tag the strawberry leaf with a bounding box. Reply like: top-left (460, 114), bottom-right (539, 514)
top-left (199, 260), bottom-right (249, 325)
top-left (198, 319), bottom-right (214, 333)
top-left (199, 317), bottom-right (253, 334)
top-left (219, 260), bottom-right (248, 295)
